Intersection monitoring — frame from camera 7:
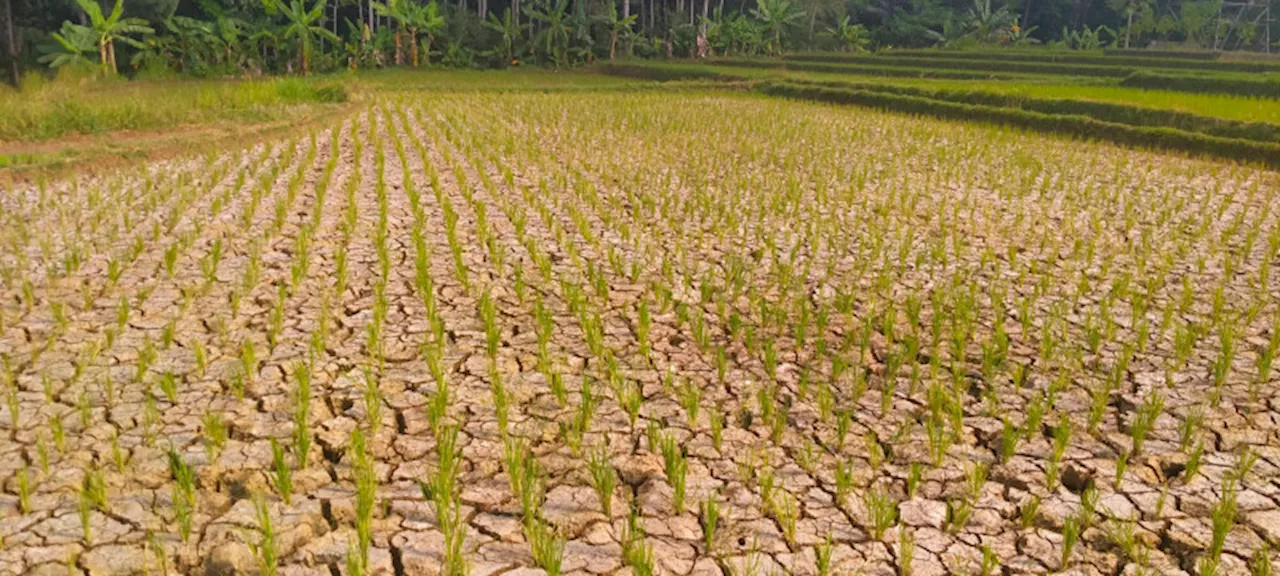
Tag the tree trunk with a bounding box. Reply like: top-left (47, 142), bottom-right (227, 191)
top-left (108, 41), bottom-right (117, 74)
top-left (394, 27), bottom-right (403, 64)
top-left (301, 41), bottom-right (308, 74)
top-left (1125, 9), bottom-right (1133, 48)
top-left (3, 0), bottom-right (17, 86)
top-left (809, 8), bottom-right (816, 45)
top-left (410, 29), bottom-right (418, 66)
top-left (99, 39), bottom-right (109, 74)
top-left (697, 0), bottom-right (708, 57)
top-left (610, 30), bottom-right (617, 61)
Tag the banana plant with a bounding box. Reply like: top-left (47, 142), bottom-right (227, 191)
top-left (74, 0), bottom-right (155, 75)
top-left (266, 0), bottom-right (340, 75)
top-left (749, 0), bottom-right (803, 55)
top-left (37, 21), bottom-right (97, 69)
top-left (371, 0), bottom-right (411, 65)
top-left (408, 1), bottom-right (444, 67)
top-left (196, 0), bottom-right (249, 68)
top-left (482, 7), bottom-right (527, 66)
top-left (525, 0), bottom-right (571, 67)
top-left (824, 15), bottom-right (869, 52)
top-left (602, 2), bottom-right (636, 62)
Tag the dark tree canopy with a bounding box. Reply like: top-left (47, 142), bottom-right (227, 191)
top-left (2, 0), bottom-right (1275, 83)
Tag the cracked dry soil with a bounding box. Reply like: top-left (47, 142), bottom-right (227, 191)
top-left (0, 91), bottom-right (1279, 576)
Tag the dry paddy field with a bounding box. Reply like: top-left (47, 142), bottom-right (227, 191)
top-left (2, 91), bottom-right (1280, 576)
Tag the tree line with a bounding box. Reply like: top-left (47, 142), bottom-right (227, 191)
top-left (1, 0), bottom-right (1274, 85)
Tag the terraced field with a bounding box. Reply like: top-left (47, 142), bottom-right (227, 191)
top-left (1, 90), bottom-right (1278, 576)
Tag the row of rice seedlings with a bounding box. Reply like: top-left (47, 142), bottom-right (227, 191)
top-left (418, 93), bottom-right (1280, 571)
top-left (2, 140), bottom-right (303, 525)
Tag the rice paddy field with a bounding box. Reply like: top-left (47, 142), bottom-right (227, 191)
top-left (1, 80), bottom-right (1280, 576)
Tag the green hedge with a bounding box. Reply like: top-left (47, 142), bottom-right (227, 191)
top-left (711, 58), bottom-right (1032, 80)
top-left (600, 62), bottom-right (749, 81)
top-left (785, 78), bottom-right (1280, 143)
top-left (1103, 48), bottom-right (1220, 60)
top-left (784, 53), bottom-right (1140, 78)
top-left (789, 50), bottom-right (1280, 75)
top-left (1120, 70), bottom-right (1280, 98)
top-left (757, 81), bottom-right (1280, 167)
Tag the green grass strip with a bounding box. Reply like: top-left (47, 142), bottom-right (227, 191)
top-left (757, 81), bottom-right (1280, 167)
top-left (785, 77), bottom-right (1280, 144)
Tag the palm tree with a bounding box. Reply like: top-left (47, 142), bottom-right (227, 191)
top-left (602, 2), bottom-right (636, 61)
top-left (270, 0), bottom-right (339, 75)
top-left (750, 0), bottom-right (803, 55)
top-left (482, 7), bottom-right (526, 66)
top-left (525, 0), bottom-right (570, 67)
top-left (371, 0), bottom-right (410, 64)
top-left (74, 0), bottom-right (155, 75)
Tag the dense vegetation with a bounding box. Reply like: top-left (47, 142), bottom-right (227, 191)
top-left (2, 0), bottom-right (1277, 85)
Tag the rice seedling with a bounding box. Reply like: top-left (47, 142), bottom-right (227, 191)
top-left (1252, 545), bottom-right (1273, 576)
top-left (621, 504), bottom-right (653, 576)
top-left (293, 363), bottom-right (312, 468)
top-left (946, 497), bottom-right (973, 533)
top-left (658, 432), bottom-right (688, 513)
top-left (201, 411), bottom-right (227, 462)
top-left (979, 545), bottom-right (1000, 576)
top-left (50, 414), bottom-right (66, 453)
top-left (363, 367), bottom-right (383, 435)
top-left (167, 450), bottom-right (196, 542)
top-left (1129, 388), bottom-right (1164, 457)
top-left (678, 379), bottom-right (701, 428)
top-left (270, 439), bottom-right (292, 505)
top-left (248, 493), bottom-right (278, 576)
top-left (700, 492), bottom-right (719, 552)
top-left (708, 406), bottom-right (724, 452)
top-left (504, 437), bottom-right (544, 522)
top-left (16, 462), bottom-right (33, 514)
top-left (774, 490), bottom-right (799, 547)
top-left (898, 528), bottom-right (915, 576)
top-left (526, 518), bottom-right (565, 576)
top-left (834, 459), bottom-right (854, 506)
top-left (1061, 514), bottom-right (1081, 569)
top-left (864, 486), bottom-right (899, 541)
top-left (586, 445), bottom-right (616, 518)
top-left (1201, 476), bottom-right (1240, 575)
top-left (814, 534), bottom-right (834, 576)
top-left (351, 428), bottom-right (378, 575)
